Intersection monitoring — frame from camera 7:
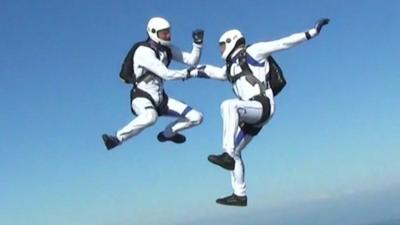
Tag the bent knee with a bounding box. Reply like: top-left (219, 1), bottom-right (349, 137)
top-left (142, 110), bottom-right (158, 126)
top-left (187, 110), bottom-right (203, 125)
top-left (220, 99), bottom-right (238, 112)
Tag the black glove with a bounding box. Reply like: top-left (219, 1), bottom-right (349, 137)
top-left (192, 29), bottom-right (204, 45)
top-left (315, 18), bottom-right (330, 33)
top-left (182, 67), bottom-right (195, 81)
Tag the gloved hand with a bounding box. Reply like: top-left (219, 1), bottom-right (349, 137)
top-left (306, 18), bottom-right (330, 39)
top-left (181, 67), bottom-right (195, 81)
top-left (190, 65), bottom-right (208, 78)
top-left (187, 66), bottom-right (198, 78)
top-left (183, 65), bottom-right (205, 81)
top-left (192, 29), bottom-right (204, 45)
top-left (315, 18), bottom-right (330, 33)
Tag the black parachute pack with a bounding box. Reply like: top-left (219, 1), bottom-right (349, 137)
top-left (266, 55), bottom-right (286, 96)
top-left (119, 40), bottom-right (172, 86)
top-left (226, 49), bottom-right (286, 96)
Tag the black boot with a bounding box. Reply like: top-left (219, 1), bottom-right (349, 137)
top-left (207, 152), bottom-right (235, 170)
top-left (157, 132), bottom-right (186, 144)
top-left (216, 193), bottom-right (247, 207)
top-left (102, 134), bottom-right (120, 150)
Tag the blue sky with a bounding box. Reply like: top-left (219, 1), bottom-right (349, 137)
top-left (1, 0), bottom-right (400, 225)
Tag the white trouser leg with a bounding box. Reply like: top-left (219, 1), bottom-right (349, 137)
top-left (221, 95), bottom-right (274, 197)
top-left (116, 97), bottom-right (158, 142)
top-left (220, 98), bottom-right (264, 155)
top-left (230, 128), bottom-right (253, 196)
top-left (162, 97), bottom-right (203, 138)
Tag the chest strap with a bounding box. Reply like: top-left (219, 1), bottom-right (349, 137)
top-left (226, 50), bottom-right (268, 95)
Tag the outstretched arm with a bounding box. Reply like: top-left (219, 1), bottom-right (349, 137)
top-left (248, 18), bottom-right (330, 60)
top-left (135, 46), bottom-right (189, 80)
top-left (189, 64), bottom-right (227, 81)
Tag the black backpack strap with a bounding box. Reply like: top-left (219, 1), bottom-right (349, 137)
top-left (225, 61), bottom-right (233, 83)
top-left (165, 48), bottom-right (172, 67)
top-left (135, 43), bottom-right (172, 83)
top-left (233, 50), bottom-right (268, 94)
top-left (148, 41), bottom-right (172, 67)
top-left (226, 49), bottom-right (248, 83)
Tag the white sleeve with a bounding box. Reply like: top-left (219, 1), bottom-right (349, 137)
top-left (197, 64), bottom-right (227, 81)
top-left (134, 46), bottom-right (188, 80)
top-left (170, 43), bottom-right (202, 66)
top-left (247, 31), bottom-right (310, 60)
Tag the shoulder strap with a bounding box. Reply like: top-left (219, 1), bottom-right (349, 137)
top-left (129, 41), bottom-right (170, 85)
top-left (225, 49), bottom-right (249, 83)
top-left (147, 41), bottom-right (172, 67)
top-left (165, 47), bottom-right (172, 67)
top-left (137, 43), bottom-right (172, 82)
top-left (231, 49), bottom-right (267, 94)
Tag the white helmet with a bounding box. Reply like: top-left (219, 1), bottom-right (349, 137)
top-left (147, 17), bottom-right (171, 46)
top-left (219, 29), bottom-right (244, 60)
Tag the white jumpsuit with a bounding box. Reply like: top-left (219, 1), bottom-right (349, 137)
top-left (116, 42), bottom-right (203, 142)
top-left (198, 31), bottom-right (313, 196)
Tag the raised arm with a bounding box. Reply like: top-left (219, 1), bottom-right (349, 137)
top-left (170, 29), bottom-right (204, 66)
top-left (248, 18), bottom-right (330, 60)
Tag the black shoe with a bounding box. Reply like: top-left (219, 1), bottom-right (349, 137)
top-left (208, 152), bottom-right (235, 170)
top-left (216, 193), bottom-right (247, 207)
top-left (102, 134), bottom-right (120, 150)
top-left (157, 132), bottom-right (186, 144)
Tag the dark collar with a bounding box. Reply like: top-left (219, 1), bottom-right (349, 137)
top-left (147, 39), bottom-right (169, 52)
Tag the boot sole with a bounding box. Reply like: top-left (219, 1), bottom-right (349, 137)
top-left (216, 200), bottom-right (247, 207)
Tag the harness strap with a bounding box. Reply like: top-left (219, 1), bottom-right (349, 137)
top-left (239, 94), bottom-right (271, 137)
top-left (131, 40), bottom-right (172, 87)
top-left (130, 88), bottom-right (169, 116)
top-left (226, 49), bottom-right (269, 95)
top-left (250, 94), bottom-right (270, 124)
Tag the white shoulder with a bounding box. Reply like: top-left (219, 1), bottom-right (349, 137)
top-left (246, 43), bottom-right (270, 61)
top-left (135, 45), bottom-right (156, 57)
